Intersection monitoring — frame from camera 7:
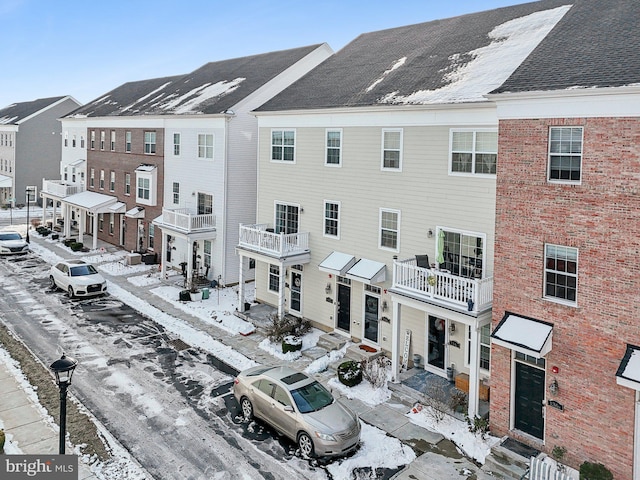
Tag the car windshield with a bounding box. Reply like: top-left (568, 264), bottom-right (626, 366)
top-left (0, 233), bottom-right (22, 241)
top-left (70, 264), bottom-right (98, 276)
top-left (290, 381), bottom-right (333, 413)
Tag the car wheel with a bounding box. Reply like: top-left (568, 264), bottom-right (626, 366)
top-left (49, 276), bottom-right (58, 290)
top-left (240, 397), bottom-right (253, 420)
top-left (297, 432), bottom-right (315, 458)
top-left (68, 286), bottom-right (75, 298)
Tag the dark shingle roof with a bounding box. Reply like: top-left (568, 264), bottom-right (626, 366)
top-left (257, 0), bottom-right (572, 111)
top-left (68, 45), bottom-right (324, 118)
top-left (0, 96), bottom-right (68, 124)
top-left (493, 0), bottom-right (640, 93)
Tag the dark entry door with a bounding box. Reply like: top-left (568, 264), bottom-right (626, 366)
top-left (514, 362), bottom-right (545, 439)
top-left (337, 283), bottom-right (351, 332)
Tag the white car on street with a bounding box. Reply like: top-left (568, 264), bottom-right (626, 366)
top-left (0, 231), bottom-right (29, 255)
top-left (49, 259), bottom-right (107, 297)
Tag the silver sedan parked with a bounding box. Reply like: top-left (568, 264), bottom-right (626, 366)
top-left (49, 259), bottom-right (107, 298)
top-left (233, 365), bottom-right (361, 458)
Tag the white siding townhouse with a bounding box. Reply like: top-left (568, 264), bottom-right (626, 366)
top-left (237, 0), bottom-right (572, 418)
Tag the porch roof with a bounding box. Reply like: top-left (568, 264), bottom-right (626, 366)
top-left (318, 251), bottom-right (357, 276)
top-left (616, 344), bottom-right (640, 391)
top-left (345, 258), bottom-right (386, 285)
top-left (64, 191), bottom-right (118, 211)
top-left (107, 202), bottom-right (126, 214)
top-left (491, 312), bottom-right (553, 359)
top-left (125, 206), bottom-right (145, 218)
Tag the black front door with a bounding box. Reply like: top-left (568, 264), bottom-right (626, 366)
top-left (337, 283), bottom-right (351, 332)
top-left (514, 362), bottom-right (545, 439)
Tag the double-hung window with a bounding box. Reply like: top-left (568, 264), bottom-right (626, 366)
top-left (125, 131), bottom-right (132, 152)
top-left (268, 265), bottom-right (280, 292)
top-left (100, 131), bottom-right (105, 150)
top-left (326, 129), bottom-right (342, 166)
top-left (109, 171), bottom-right (115, 191)
top-left (99, 170), bottom-right (105, 189)
top-left (109, 213), bottom-right (114, 235)
top-left (137, 177), bottom-right (150, 200)
top-left (467, 324), bottom-right (491, 371)
top-left (144, 131), bottom-right (156, 154)
top-left (379, 209), bottom-right (400, 250)
top-left (450, 129), bottom-right (497, 175)
top-left (197, 192), bottom-right (213, 215)
top-left (548, 126), bottom-right (582, 183)
top-left (90, 131), bottom-right (95, 150)
top-left (110, 131), bottom-right (116, 151)
top-left (173, 133), bottom-right (181, 156)
top-left (324, 201), bottom-right (340, 238)
top-left (381, 129), bottom-right (402, 170)
top-left (124, 173), bottom-right (131, 195)
top-left (544, 244), bottom-right (578, 304)
top-left (198, 134), bottom-right (213, 159)
top-left (172, 182), bottom-right (180, 204)
top-left (271, 130), bottom-right (295, 162)
top-left (90, 168), bottom-right (95, 187)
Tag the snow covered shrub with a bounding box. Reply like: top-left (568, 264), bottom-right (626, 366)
top-left (361, 356), bottom-right (390, 389)
top-left (337, 360), bottom-right (362, 387)
top-left (282, 335), bottom-right (302, 354)
top-left (265, 314), bottom-right (311, 343)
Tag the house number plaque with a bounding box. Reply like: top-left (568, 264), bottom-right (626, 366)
top-left (547, 400), bottom-right (564, 411)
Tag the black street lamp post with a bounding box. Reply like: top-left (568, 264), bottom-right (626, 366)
top-left (25, 187), bottom-right (33, 243)
top-left (49, 354), bottom-right (78, 455)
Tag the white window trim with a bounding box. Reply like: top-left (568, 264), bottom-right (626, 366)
top-left (323, 200), bottom-right (341, 239)
top-left (448, 128), bottom-right (498, 177)
top-left (379, 208), bottom-right (400, 252)
top-left (144, 131), bottom-right (157, 155)
top-left (325, 128), bottom-right (342, 167)
top-left (270, 129), bottom-right (296, 164)
top-left (197, 133), bottom-right (214, 160)
top-left (436, 226), bottom-right (487, 276)
top-left (268, 264), bottom-right (280, 293)
top-left (543, 243), bottom-right (578, 307)
top-left (547, 126), bottom-right (583, 185)
top-left (173, 132), bottom-right (181, 156)
top-left (381, 128), bottom-right (403, 172)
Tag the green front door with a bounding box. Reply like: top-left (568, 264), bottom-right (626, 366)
top-left (514, 361), bottom-right (545, 439)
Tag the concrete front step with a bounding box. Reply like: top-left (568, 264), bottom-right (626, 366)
top-left (482, 442), bottom-right (529, 479)
top-left (316, 332), bottom-right (349, 351)
top-left (345, 343), bottom-right (384, 362)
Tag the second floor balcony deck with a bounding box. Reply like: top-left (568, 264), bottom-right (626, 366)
top-left (392, 257), bottom-right (493, 314)
top-left (41, 179), bottom-right (85, 198)
top-left (238, 224), bottom-right (310, 258)
top-left (159, 208), bottom-right (216, 233)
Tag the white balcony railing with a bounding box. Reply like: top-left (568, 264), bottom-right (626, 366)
top-left (160, 208), bottom-right (215, 232)
top-left (392, 258), bottom-right (493, 314)
top-left (238, 224), bottom-right (310, 257)
top-left (41, 179), bottom-right (85, 198)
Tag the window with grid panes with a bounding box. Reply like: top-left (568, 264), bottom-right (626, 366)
top-left (326, 129), bottom-right (342, 165)
top-left (548, 127), bottom-right (582, 182)
top-left (172, 182), bottom-right (179, 204)
top-left (324, 201), bottom-right (340, 237)
top-left (144, 131), bottom-right (156, 154)
top-left (271, 130), bottom-right (295, 162)
top-left (173, 133), bottom-right (180, 156)
top-left (382, 129), bottom-right (402, 169)
top-left (125, 131), bottom-right (131, 152)
top-left (544, 244), bottom-right (577, 304)
top-left (275, 203), bottom-right (298, 234)
top-left (125, 173), bottom-right (131, 195)
top-left (450, 130), bottom-right (497, 175)
top-left (198, 134), bottom-right (213, 159)
top-left (268, 264), bottom-right (280, 292)
top-left (380, 209), bottom-right (399, 250)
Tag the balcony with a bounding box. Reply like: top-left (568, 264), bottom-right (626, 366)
top-left (41, 180), bottom-right (85, 198)
top-left (238, 224), bottom-right (310, 258)
top-left (158, 208), bottom-right (216, 233)
top-left (392, 258), bottom-right (492, 314)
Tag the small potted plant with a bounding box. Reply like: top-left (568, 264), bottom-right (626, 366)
top-left (337, 360), bottom-right (362, 387)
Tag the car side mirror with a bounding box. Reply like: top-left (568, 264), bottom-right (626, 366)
top-left (284, 405), bottom-right (294, 413)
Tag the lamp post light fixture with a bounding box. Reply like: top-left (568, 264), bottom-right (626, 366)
top-left (25, 187), bottom-right (34, 243)
top-left (49, 354), bottom-right (78, 454)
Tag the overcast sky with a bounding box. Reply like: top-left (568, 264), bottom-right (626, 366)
top-left (1, 0), bottom-right (531, 109)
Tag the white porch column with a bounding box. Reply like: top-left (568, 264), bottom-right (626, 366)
top-left (78, 210), bottom-right (85, 244)
top-left (468, 323), bottom-right (480, 418)
top-left (64, 204), bottom-right (71, 238)
top-left (277, 263), bottom-right (286, 319)
top-left (41, 195), bottom-right (46, 223)
top-left (52, 200), bottom-right (57, 226)
top-left (238, 256), bottom-right (246, 313)
top-left (160, 231), bottom-right (167, 279)
top-left (91, 213), bottom-right (98, 250)
top-left (186, 238), bottom-right (194, 289)
top-left (391, 301), bottom-right (401, 383)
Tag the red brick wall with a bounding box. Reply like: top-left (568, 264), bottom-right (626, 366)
top-left (492, 117), bottom-right (640, 479)
top-left (86, 127), bottom-right (164, 252)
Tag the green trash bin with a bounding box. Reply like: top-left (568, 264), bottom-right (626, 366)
top-left (201, 287), bottom-right (210, 300)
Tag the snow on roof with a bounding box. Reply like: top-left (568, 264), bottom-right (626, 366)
top-left (318, 251), bottom-right (357, 275)
top-left (491, 313), bottom-right (553, 357)
top-left (366, 57), bottom-right (406, 93)
top-left (159, 78), bottom-right (246, 114)
top-left (0, 116), bottom-right (18, 124)
top-left (380, 5), bottom-right (571, 105)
